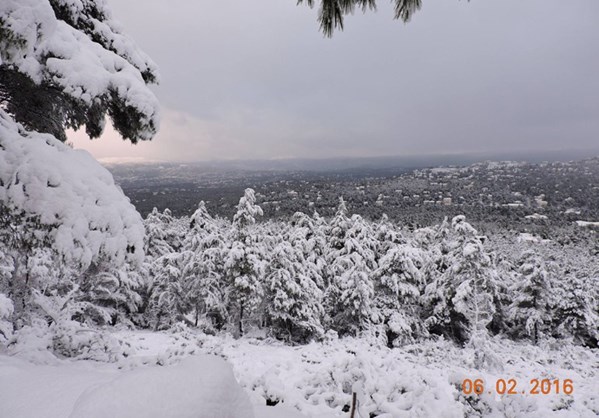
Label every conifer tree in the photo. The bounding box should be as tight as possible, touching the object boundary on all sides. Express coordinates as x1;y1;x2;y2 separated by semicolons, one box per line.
233;188;263;232
289;212;327;290
553;274;598;347
424;216;498;344
223;240;264;337
225;189;265;336
144;208;176;258
374;214;404;258
264;241;324;342
328;197;351;251
184;202;228;329
507;250;555;343
373;243;425;346
326;214;378;335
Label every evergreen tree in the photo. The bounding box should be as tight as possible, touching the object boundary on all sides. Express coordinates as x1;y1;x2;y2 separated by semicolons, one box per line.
288;212;327;290
326;214;378;335
373;243;425;346
78;262;144;326
223;240;264;337
328;197;351;251
374;214;404;258
418;218;451;288
1;0;155;336
553;274;599;347
144;208;176;258
223;189;266;336
507;250;555;344
264;241;324;342
184;202;228;330
233;188;263;232
424;216;499;344
146;251;194;330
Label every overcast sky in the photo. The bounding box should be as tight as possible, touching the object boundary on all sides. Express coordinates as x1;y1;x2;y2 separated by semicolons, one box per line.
70;0;599;163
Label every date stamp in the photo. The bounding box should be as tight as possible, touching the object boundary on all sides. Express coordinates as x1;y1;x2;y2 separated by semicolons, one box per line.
461;378;574;396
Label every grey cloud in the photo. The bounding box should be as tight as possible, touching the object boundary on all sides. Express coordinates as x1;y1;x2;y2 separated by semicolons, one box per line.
74;0;599;160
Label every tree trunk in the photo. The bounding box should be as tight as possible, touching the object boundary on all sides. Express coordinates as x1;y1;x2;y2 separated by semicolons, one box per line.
238;303;244;337
349;392;357;418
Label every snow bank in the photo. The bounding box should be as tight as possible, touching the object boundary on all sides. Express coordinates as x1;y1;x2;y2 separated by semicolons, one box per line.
0;110;144;267
69;355;254;418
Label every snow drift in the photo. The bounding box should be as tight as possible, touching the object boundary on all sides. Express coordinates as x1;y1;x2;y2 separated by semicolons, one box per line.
69;355;254;418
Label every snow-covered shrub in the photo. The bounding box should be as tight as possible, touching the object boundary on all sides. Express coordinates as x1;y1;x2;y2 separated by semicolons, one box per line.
0;293;14;343
8;289;129;362
9;317;128;363
51;319;126;362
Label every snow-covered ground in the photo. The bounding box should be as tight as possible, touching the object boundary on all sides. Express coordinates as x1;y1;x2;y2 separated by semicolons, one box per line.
0;349;307;418
1;329;597;417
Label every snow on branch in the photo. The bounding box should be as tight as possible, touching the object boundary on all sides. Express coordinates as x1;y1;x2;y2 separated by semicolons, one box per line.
0;110;144;268
0;0;160;142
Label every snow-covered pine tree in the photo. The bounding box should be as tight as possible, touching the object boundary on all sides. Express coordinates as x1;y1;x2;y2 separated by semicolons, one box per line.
184;202;229;330
139;208;189;328
264;241;324;342
325;214;378;335
224;189;265;336
507;250;555;344
189;201;218;234
418;217;451;288
328;197;351;251
553;273;598;347
144;208;176;258
372;243;425;346
374;214;404;257
424;216;499;345
146;251;194;330
233;188;263;233
0;207;54;319
77;263;144;326
288;212;327;290
223;240;264;337
1;0;155;340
